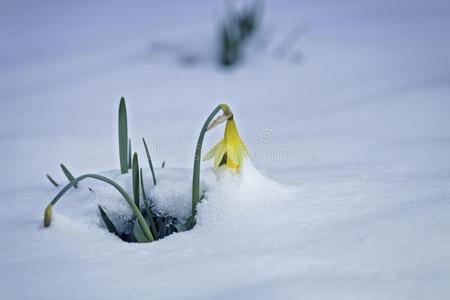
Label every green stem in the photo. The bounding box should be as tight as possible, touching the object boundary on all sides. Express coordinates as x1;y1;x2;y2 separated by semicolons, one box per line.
189;104;224;228
44;173;154;242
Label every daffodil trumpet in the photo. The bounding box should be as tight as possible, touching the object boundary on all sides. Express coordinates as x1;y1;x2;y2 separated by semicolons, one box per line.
43;173;154;242
203;113;248;170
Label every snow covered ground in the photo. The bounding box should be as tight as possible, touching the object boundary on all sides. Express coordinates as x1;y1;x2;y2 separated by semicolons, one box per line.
1;0;450;299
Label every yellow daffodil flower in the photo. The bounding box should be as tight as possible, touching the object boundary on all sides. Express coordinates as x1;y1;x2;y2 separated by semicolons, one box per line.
203;105;248;170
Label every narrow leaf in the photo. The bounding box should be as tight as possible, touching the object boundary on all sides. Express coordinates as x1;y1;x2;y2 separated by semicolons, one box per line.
140;168;147;201
140;168;157;236
132;152;140;208
172;223;189;233
46;174;59;187
98;205;119;236
142;138;157;185
118;97;128;174
128;138;132;169
60;163;77;188
132;220;150;243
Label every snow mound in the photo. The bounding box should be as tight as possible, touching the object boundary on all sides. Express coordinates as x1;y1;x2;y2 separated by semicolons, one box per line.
48;158;291;234
148;167;194;220
197;158;292;232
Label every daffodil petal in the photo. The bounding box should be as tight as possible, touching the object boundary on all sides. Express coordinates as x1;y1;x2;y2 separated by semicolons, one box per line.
243;143;249;157
226;145;240;166
214;144;227;168
226;158;239;170
203;142;221;161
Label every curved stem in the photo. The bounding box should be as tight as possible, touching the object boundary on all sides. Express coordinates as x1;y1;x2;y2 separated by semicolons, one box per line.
44;173;154;242
189;104;224;228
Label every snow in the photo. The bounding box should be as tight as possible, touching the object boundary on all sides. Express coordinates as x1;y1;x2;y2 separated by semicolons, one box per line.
149;167;199;220
1;0;450;299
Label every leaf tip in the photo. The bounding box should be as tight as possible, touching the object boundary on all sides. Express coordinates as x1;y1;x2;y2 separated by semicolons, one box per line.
44;204;53;227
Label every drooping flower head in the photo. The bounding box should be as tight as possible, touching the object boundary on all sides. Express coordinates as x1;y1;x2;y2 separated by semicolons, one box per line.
203;104;248;170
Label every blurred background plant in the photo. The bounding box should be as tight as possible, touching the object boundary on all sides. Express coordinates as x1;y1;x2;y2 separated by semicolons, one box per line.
218;1;264;67
144;0;306;70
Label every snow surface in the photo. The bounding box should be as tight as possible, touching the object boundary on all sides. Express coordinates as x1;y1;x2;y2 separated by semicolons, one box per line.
1;0;450;299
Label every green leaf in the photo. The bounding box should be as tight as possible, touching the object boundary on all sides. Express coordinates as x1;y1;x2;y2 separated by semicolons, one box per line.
60;163;77;188
139;168;147;200
172;223;189;233
46;174;59;187
128;139;132;169
142;138;157;185
118;97;128;174
132;220;150;243
132;152;140;208
140;168;157;236
98;205;119;236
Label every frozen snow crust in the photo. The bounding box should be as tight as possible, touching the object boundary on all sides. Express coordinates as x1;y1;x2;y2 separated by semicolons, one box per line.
2;158;449;299
42;158;289;234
